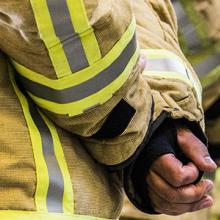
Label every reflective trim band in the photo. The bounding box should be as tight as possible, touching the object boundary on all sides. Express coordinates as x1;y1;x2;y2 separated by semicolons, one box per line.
145;58;188;78
30;0;101;77
66;0;101;66
29;101;64;213
9;68;49;212
142;49;202;104
172;1;201;52
12;18;138;116
17;35;136;104
9;67;74;213
194;53;220;78
40;113;74;214
46;0;89;71
0;211;114;220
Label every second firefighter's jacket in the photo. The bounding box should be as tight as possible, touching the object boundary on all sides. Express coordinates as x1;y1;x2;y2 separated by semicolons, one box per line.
0;0;203;219
172;0;220;150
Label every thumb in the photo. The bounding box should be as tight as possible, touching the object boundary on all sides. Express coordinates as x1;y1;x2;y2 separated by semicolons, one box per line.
177;127;217;172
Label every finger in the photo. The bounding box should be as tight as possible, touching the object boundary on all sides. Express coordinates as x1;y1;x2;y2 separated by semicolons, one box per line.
151;154;199;187
149;189;214;216
146;170;214;203
177;127;217;172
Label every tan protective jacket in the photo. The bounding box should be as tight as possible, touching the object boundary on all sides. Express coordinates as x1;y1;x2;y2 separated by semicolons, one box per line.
0;0;203;220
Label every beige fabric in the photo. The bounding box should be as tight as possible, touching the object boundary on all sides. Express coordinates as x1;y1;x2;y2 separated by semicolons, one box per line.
0;51;123;218
0;0;203;166
0;0;152;166
0;0;204;217
58;127;123;218
134;0;204;125
0;51;36;211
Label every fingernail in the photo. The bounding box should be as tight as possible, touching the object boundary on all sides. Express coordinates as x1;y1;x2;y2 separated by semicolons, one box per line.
204;156;216;166
199;201;213;209
205;183;214;193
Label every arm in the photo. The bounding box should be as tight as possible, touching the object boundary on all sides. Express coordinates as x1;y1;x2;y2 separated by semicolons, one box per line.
1;0;153;167
123;0;216;215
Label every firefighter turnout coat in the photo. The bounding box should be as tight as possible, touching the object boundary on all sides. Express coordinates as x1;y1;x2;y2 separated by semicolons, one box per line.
0;0;204;220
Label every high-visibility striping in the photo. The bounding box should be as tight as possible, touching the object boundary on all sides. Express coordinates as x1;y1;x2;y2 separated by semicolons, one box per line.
46;0;89;72
40;113;74;214
172;1;201;52
145;58;189;79
28;97;64;213
142;49;202;105
30;0;72;78
12;17;136;89
66;0;101;66
27;46;139;116
194;53;220;77
30;0;100;78
9;67;73;213
16;34;137;104
9;67;49;212
11;18;138;115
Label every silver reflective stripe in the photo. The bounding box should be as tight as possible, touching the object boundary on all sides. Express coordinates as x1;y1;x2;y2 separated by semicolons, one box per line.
173;1;201;51
146;58;188;78
17;34;137;104
46;0;89;72
27;96;64;212
194;53;220;77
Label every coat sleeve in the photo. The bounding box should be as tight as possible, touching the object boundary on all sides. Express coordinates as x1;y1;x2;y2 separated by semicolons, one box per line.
123;0;206;214
0;0;154;166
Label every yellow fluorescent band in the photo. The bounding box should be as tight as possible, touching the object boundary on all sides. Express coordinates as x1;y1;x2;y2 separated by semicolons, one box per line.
9;66;49;212
30;0;72;78
27;47;139;116
11;18;136;90
40;113;74;214
67;0;101;65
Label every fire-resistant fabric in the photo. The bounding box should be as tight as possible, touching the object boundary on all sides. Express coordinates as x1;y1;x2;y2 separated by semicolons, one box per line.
0;0;204;219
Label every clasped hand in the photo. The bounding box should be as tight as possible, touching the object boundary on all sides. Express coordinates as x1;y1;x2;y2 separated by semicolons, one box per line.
147;127;217;215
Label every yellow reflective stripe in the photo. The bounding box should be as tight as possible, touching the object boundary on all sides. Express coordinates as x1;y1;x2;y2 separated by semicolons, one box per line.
12;18;136;90
40;113;74;214
0;211;114;220
142;49;202;104
27;46;139;116
67;0;101;65
8;66;49;212
30;0;72;78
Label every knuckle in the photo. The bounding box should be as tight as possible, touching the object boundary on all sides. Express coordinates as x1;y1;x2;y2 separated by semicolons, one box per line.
166;191;178;203
193;188;204;201
185;184;203;201
171;169;186;187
